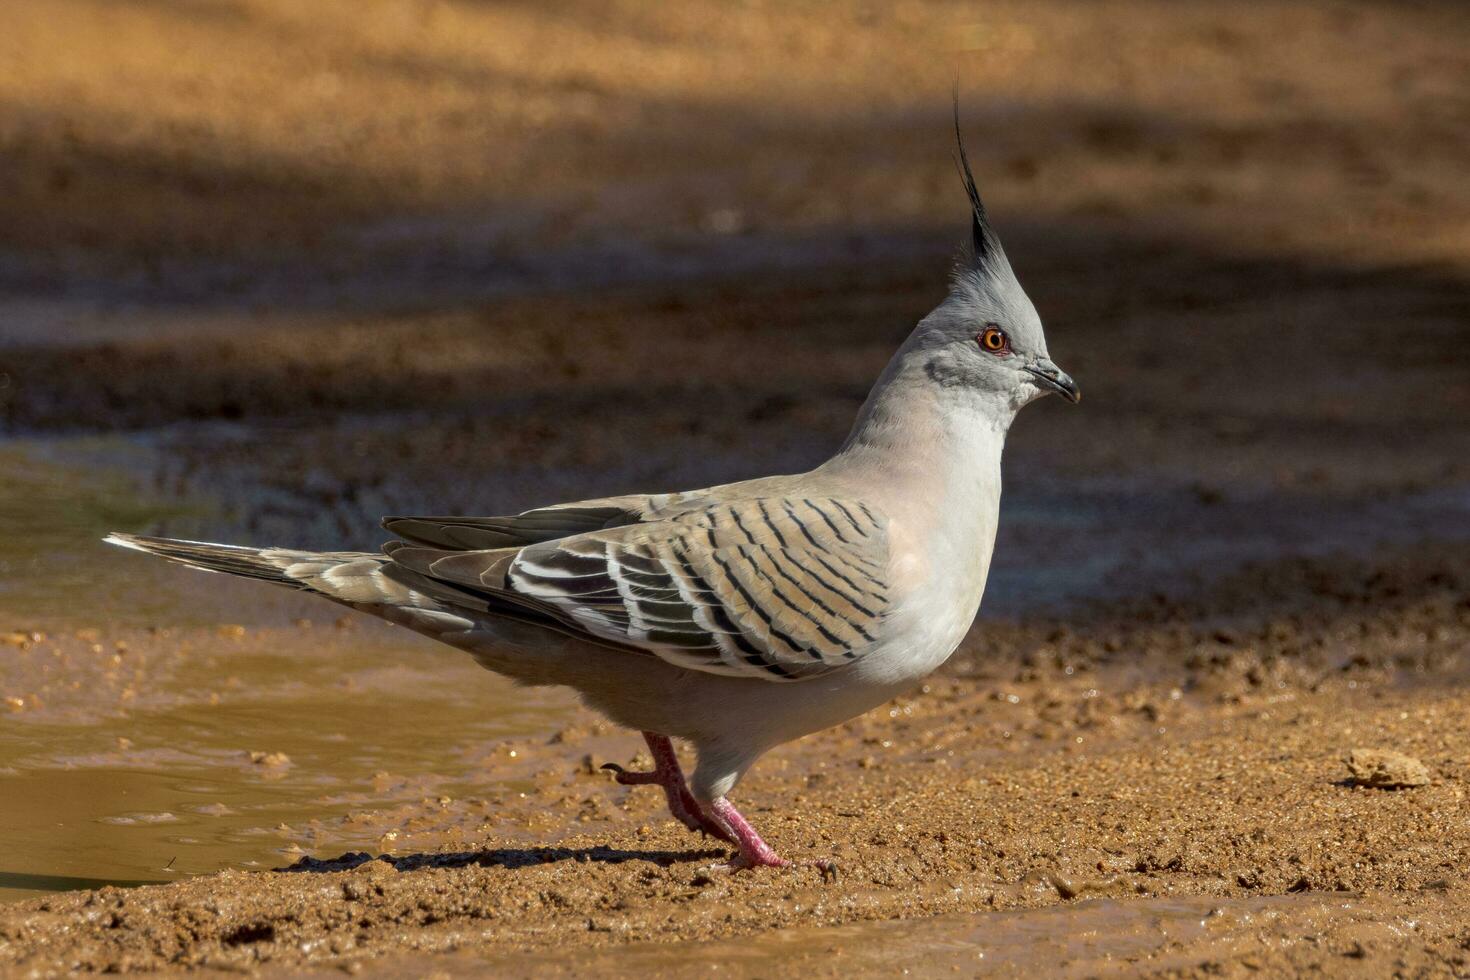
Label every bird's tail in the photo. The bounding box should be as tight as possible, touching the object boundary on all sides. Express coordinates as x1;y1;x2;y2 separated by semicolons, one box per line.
106;533;591;685
105;533;306;586
102;533;401;601
103;532;493;624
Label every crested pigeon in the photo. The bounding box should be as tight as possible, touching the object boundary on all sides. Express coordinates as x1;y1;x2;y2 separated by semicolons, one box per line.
106;115;1079;870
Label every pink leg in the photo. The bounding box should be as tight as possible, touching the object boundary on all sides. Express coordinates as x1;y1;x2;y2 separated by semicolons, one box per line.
603;733;734;844
705;796;789;869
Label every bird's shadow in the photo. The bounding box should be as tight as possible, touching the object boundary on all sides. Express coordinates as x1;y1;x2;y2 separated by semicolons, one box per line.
276;844;728;875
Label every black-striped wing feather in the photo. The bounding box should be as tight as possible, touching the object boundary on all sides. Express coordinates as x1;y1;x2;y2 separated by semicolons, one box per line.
386;497;891;682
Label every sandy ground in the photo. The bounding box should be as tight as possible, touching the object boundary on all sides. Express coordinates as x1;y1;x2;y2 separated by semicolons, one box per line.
1;0;1469;976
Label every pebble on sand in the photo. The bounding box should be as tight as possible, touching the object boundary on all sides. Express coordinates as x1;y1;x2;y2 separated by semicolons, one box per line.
1344;748;1431;789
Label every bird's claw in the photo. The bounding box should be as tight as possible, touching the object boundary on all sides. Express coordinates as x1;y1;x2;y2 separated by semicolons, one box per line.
601;762;660;786
709;856;837;877
604;734;738;845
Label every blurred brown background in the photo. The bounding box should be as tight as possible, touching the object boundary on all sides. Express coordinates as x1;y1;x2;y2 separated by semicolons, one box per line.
0;0;1467;594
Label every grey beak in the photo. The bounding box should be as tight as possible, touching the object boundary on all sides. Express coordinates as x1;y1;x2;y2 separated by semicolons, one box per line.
1025;359;1081;404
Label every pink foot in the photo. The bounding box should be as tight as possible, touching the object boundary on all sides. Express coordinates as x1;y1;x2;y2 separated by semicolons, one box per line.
703;797;838;878
603;732;735;844
706;796;789;869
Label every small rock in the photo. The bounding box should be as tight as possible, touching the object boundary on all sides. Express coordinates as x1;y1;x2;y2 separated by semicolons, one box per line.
1344;748;1430;789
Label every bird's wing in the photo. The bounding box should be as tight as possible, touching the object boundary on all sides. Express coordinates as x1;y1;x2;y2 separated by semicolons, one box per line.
384;496;892;682
382;496;661;550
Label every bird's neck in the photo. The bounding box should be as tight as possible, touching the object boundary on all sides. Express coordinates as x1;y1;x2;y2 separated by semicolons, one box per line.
821;363;1012;527
821;361;1011;668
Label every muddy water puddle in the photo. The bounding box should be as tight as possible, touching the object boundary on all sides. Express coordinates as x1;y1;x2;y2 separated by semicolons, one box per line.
0;448;578;904
0;616;577;904
0;441;199;628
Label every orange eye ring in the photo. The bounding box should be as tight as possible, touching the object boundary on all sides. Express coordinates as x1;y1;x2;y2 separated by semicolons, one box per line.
978;326;1009;354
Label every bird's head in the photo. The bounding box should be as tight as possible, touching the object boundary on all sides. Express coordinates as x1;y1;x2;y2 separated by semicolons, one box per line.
904;110;1079;416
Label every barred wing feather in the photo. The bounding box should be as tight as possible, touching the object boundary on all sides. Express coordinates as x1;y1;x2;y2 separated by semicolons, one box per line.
386;497;891;682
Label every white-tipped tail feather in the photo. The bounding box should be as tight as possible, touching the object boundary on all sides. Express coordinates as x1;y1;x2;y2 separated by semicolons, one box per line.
105;530;496;621
104;533;313;586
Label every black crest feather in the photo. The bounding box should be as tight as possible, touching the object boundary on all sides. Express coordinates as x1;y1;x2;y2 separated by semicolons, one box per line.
952;87;1003;272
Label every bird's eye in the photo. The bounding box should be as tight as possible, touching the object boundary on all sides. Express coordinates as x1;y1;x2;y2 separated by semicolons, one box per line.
978;326;1010;354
